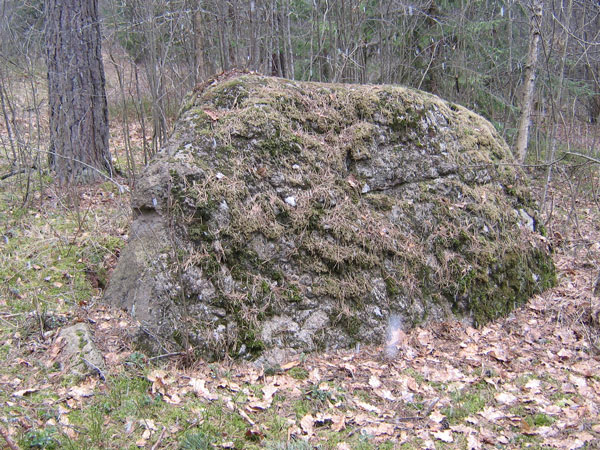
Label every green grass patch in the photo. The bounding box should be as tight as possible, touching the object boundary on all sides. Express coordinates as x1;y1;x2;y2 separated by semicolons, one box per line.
20;427;61;450
287;367;309;380
179;429;213;450
264;440;314;450
442;380;496;424
526;412;556;427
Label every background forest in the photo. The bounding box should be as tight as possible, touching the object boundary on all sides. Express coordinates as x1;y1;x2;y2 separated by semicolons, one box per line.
1;0;599;185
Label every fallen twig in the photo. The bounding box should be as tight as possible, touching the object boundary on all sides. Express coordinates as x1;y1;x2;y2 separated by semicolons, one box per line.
563;151;600;165
0;168;28;181
0;422;18;450
148;352;185;362
235;406;256;426
150;426;167;450
395;397;440;423
422;397;439;417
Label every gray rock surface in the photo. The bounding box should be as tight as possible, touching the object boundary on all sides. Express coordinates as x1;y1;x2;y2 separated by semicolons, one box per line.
104;71;555;362
58;323;105;377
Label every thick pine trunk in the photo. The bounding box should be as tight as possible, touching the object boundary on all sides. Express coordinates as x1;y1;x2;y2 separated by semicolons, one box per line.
45;0;112;184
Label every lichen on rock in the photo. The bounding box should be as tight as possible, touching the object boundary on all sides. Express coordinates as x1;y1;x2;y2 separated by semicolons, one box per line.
58;323;105;378
103;71;555;363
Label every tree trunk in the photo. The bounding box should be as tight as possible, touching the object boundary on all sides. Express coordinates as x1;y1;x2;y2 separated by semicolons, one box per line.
193;1;206;83
542;0;573;212
45;0;112;184
515;0;543;164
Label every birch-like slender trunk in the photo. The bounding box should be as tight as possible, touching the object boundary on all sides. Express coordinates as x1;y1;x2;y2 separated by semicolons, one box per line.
542;0;574;212
515;0;543;164
193;1;206;83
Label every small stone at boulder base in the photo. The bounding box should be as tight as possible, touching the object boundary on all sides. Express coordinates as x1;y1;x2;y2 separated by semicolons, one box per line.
58;323;105;378
103;71;555;362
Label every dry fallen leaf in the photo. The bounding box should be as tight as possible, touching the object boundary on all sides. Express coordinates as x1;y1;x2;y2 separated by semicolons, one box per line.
147;369;167;382
347;175;358;188
309;367;321;383
524;378;541;392
543;404;562;415
218;379;241;392
65;378;96;400
247;399;270;411
262;383;278;401
374;388;396;401
47;336;65;362
574;431;595;443
68;385;95;399
450;424;475;434
416;329;433;347
479;407;505;423
12;388;39;397
165;392;181;405
300;414;314;436
433;430;453;443
416;431;435;450
148;370;170;396
535;426;555;438
189;378;218;401
203;109;219;121
570;360;597;377
488;347;509;362
557;348;573;359
314;413;333;428
569;374;589;396
281;360;300;370
404;375;419;391
362;422;395;436
467;434;482;450
331;414;346;432
247;384;278;411
138;419;158;431
368;375;382;388
354;399;380;413
494;391;517;405
352;413;371;426
497;435;509;444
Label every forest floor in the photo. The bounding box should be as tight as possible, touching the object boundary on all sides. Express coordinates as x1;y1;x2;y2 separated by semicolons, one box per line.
0;133;600;449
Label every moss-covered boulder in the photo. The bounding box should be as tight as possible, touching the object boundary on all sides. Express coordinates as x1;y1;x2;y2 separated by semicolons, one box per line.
104;71;554;362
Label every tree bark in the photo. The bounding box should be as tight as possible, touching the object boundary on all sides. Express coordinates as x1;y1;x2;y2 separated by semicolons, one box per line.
193;1;206;83
45;0;112;184
542;0;573;212
515;0;543;164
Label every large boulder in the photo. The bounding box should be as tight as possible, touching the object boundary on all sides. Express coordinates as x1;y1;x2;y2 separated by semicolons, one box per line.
104;71;555;362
